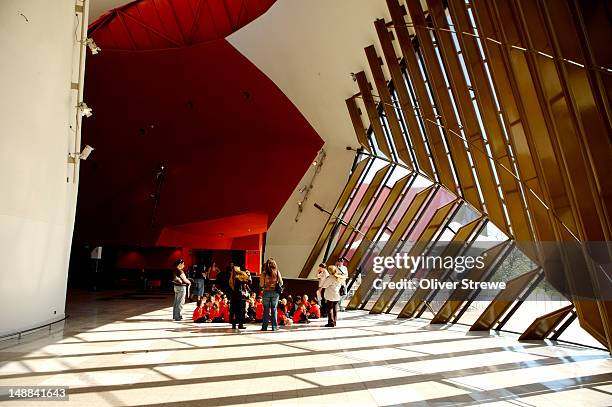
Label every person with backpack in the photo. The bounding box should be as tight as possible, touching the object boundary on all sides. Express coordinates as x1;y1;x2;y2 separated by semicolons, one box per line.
229;266;251;330
320;265;347;327
335;258;349;311
259;258;283;331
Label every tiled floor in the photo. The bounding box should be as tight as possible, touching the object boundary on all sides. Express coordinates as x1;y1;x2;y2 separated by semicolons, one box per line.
0;290;611;406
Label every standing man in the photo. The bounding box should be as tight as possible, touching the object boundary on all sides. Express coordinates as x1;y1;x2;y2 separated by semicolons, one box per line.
172;259;191;321
335;258;349;311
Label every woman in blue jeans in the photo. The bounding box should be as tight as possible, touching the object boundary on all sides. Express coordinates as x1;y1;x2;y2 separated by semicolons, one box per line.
259;258;283;331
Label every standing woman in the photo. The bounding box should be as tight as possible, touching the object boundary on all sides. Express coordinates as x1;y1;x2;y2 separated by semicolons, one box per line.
321;265;346;327
260;258;283;331
316;263;329;317
229;266;251;329
192;264;206;301
172;259;191;321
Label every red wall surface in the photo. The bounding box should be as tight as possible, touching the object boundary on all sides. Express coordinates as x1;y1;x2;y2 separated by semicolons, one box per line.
75;37;323;251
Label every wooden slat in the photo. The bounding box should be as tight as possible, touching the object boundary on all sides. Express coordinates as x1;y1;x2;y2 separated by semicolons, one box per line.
327;164;393;264
347;185;437;310
539;0;612;239
374;18;435;178
519;304;574;341
345;174;414;282
431;241;511;324
355;71;393;158
365;45;414;169
346;97;373;152
386;0;458;192
426;0;509;234
397;216;485;318
447;0;535;249
298;159;370;278
470;268;540;331
404;0;482;212
370;199;461;314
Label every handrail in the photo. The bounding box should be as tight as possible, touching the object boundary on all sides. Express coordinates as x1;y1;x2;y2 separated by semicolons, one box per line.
0;315;69;342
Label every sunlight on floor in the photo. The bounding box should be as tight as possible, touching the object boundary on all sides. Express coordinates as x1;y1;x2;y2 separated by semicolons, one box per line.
0;290;610;406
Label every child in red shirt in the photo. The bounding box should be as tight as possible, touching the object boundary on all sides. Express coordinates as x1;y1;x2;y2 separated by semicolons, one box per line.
293;304;310;324
255;298;264;322
308;299;320;319
192;300;208;323
278;303;292;326
209;303;225;323
219;301;230;322
203;299;213;315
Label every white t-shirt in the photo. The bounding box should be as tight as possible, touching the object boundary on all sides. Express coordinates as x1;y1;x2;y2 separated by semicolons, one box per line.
321;274;347;302
317;268;329;288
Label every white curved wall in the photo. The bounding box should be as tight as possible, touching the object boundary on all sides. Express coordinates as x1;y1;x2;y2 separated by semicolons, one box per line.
228;0;390;277
0;0;85;335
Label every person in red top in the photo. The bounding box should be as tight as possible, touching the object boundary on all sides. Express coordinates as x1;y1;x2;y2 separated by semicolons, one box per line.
207;262;220;280
192;300;208;323
285;295;294;318
219;301;230;322
206;303;222;322
255;298;264;322
292;304;310;324
308;299;321;319
203;299;213;315
278;303;292;326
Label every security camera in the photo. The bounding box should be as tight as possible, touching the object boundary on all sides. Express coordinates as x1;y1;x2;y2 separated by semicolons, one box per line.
77;102;93;117
79;145;94;160
68;144;94;163
84;38;101;55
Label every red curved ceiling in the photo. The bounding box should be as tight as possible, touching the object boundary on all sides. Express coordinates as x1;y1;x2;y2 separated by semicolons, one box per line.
89;0;276;50
75;1;323;250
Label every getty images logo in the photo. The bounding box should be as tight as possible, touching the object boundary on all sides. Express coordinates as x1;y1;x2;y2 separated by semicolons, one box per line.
372;253;486;274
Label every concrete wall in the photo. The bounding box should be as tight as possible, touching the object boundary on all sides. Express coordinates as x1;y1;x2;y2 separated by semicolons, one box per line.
0;0;86;335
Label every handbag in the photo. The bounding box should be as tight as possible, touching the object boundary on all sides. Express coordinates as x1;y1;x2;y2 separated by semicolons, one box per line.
274;270;284;295
339;283;347;296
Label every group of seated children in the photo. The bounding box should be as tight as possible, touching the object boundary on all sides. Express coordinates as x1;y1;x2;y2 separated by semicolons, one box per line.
192;292;230;323
192;291;321;327
278;295;321;326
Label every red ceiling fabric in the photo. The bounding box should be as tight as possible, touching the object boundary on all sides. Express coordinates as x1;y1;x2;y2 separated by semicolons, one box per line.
89;0;276;50
75;38;323;248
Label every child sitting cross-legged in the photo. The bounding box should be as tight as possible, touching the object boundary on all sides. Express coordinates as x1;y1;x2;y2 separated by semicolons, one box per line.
302;294;311;311
308;298;321;319
205;302;223;323
292;303;310;324
277;302;292;326
246;298;256;322
192;299;209;323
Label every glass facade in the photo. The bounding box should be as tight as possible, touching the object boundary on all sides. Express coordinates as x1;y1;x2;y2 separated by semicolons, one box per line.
299;0;612;352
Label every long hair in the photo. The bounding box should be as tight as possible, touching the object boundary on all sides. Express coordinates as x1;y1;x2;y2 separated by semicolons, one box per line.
263;258;278;276
230;266;249;291
327;265;342;281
